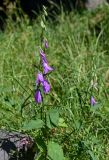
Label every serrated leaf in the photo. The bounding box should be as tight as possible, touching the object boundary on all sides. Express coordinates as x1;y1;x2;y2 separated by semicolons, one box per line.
49;109;59;126
22;119;44;131
47;141;64;160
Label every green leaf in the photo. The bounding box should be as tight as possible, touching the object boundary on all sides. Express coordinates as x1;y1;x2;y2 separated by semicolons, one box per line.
47;141;64;160
22;119;44;131
46;113;54;129
58;118;68;128
49;109;59;126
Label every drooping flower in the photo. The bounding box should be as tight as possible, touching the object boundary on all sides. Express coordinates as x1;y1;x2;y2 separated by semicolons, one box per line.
44;39;48;49
90;96;96;106
36;73;51;93
36;72;44;86
35;90;43;103
43;79;51;94
43;62;54;74
40;49;54;74
40;49;48;63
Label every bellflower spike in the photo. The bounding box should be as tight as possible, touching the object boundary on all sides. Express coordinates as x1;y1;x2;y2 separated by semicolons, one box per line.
43;79;51;94
35;90;43;103
43;62;54;74
36;72;44;86
90;96;96;106
44;39;48;49
40;49;48;63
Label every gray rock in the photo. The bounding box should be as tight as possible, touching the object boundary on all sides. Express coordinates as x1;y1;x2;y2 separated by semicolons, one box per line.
0;130;35;160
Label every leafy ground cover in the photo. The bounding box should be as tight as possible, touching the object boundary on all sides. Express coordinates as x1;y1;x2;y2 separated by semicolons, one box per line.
0;5;109;160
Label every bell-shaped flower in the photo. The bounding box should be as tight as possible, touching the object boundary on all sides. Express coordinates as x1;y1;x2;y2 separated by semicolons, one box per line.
35;90;43;103
43;62;54;74
36;72;44;86
43;79;51;94
90;96;96;106
40;49;48;64
44;39;48;49
40;49;54;74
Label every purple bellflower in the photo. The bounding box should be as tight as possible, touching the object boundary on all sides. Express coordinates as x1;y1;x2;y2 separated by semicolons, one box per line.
43;62;54;74
36;72;44;86
35;90;43;103
36;72;51;94
40;49;54;74
43;79;51;94
90;96;96;106
35;44;53;104
44;39;48;49
40;49;48;63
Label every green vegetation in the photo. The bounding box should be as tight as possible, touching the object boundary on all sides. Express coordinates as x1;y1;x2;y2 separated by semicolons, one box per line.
0;4;109;160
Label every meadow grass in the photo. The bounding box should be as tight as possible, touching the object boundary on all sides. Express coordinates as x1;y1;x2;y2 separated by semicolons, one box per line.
0;5;109;160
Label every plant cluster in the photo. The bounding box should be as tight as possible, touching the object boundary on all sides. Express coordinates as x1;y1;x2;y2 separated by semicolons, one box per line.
0;4;109;160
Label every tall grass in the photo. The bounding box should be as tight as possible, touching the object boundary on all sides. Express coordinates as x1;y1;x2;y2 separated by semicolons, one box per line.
0;4;109;159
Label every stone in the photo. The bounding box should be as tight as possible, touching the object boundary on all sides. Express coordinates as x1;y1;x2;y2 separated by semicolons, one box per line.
0;130;36;160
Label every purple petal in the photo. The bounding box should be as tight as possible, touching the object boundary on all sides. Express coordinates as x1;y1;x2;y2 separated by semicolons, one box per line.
90;96;96;106
36;72;44;86
35;90;43;103
43;79;51;94
40;49;48;63
43;62;54;74
44;40;48;49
